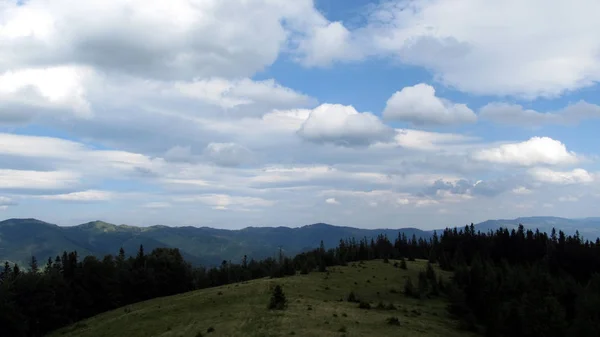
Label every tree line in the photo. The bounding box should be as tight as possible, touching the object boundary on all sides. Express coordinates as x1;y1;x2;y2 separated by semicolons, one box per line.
2;224;600;336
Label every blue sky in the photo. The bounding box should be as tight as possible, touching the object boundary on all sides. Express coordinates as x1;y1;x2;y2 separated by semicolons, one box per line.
0;0;599;229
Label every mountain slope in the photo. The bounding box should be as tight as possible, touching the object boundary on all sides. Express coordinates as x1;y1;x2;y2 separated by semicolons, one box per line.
0;219;432;267
475;216;600;239
3;216;600;268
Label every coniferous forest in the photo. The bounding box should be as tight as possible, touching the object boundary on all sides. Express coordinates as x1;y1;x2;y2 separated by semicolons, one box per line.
2;224;600;336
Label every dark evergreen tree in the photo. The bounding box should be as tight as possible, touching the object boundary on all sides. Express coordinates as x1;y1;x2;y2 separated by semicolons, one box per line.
268;285;287;310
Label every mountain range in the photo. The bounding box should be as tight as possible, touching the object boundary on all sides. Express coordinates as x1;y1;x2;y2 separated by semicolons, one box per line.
2;216;599;267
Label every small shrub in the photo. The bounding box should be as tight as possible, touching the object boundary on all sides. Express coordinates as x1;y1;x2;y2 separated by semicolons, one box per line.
342;313;348;317
333;313;338;317
386;303;397;311
426;263;436;282
347;291;358;303
366;279;371;283
195;332;204;337
389;288;398;294
217;291;223;296
268;285;287;310
307;305;313;311
358;301;371;309
383;257;389;263
207;326;215;333
324;321;329;325
404;277;415;297
376;301;386;310
338;326;347;333
393;262;399;268
400;259;407;270
386;317;401;326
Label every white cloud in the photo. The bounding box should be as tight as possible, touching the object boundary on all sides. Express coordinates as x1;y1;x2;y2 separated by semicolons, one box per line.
480;101;600;127
0;133;86;159
0;196;16;210
0;169;79;190
558;195;579;202
473;137;579;166
381;129;478;151
175;194;274;211
37;190;113;202
383;83;476;125
325;197;340;205
512;186;533;195
320;188;473;208
0;0;331;80
203;143;253;167
297;22;359;67
0;66;92;122
297;104;394;146
298;0;600;98
173;78;315;111
529;168;595;185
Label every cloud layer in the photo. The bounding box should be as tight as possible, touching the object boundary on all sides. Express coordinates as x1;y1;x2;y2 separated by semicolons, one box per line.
0;0;598;228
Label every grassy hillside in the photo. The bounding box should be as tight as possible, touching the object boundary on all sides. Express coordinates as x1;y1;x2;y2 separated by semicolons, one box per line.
50;260;473;337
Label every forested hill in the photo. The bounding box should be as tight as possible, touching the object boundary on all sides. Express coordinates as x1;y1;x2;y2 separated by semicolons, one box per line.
2;216;599;268
0;219;430;267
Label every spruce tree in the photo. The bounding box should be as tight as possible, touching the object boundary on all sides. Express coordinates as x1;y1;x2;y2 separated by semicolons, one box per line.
268;285;287;310
29;256;38;273
400;257;407;270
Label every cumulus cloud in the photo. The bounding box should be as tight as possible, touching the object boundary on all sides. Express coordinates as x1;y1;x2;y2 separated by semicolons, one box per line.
383;84;476;125
473;137;579;166
294;0;600;98
0;0;332;80
480;101;600;127
203;143;253;167
0;66;92;122
422;178;512;198
297;104;394;146
296;22;360;67
529;168;595;185
325;197;340;205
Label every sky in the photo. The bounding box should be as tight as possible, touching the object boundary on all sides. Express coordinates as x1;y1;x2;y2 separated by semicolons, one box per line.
1;0;600;229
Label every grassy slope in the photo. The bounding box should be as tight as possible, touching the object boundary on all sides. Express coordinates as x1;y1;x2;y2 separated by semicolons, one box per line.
50;260;474;337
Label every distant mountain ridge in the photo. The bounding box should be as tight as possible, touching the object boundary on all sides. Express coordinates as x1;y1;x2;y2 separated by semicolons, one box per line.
1;216;599;267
